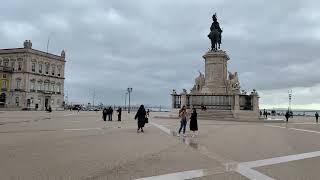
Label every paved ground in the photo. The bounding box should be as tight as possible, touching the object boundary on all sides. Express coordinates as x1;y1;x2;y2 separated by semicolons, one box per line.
1;111;320;180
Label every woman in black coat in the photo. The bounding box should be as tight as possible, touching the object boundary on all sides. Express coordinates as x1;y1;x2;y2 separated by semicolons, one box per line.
102;108;107;121
190;108;198;137
135;105;146;133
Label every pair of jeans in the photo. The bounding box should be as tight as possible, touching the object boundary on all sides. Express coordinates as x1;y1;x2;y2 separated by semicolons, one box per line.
179;118;187;134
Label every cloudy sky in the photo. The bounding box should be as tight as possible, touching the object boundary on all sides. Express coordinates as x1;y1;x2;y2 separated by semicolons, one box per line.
0;0;320;109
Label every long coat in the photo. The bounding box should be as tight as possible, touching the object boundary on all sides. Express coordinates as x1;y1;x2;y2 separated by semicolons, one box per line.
135;108;146;128
102;109;107;121
190;112;198;131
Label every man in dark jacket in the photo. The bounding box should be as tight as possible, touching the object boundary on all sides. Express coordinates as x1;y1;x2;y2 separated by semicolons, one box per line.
108;107;113;121
315;112;319;123
117;107;122;121
285;111;290;122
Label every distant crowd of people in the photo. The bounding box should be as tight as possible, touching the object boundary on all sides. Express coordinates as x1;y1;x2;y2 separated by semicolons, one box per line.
102;106;121;121
261;109;320;123
99;104;198;137
100;105;151;133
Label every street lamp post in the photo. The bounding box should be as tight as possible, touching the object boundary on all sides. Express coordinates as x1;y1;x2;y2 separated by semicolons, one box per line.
288;89;292;112
127;87;133;113
125;92;128;111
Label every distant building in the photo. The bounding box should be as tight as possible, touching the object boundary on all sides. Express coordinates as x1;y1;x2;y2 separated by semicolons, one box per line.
0;40;66;110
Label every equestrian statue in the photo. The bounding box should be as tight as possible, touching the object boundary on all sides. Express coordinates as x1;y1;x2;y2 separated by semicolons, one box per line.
208;13;223;51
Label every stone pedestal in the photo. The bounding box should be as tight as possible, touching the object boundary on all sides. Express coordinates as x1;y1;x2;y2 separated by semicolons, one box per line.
252;94;259;112
171;94;175;109
201;50;229;94
181;93;187;107
234;95;240;111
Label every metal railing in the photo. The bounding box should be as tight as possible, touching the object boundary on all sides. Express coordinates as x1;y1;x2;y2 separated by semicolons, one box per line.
0;66;13;72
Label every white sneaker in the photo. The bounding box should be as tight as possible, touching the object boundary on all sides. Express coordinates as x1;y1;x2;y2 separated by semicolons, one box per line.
183;134;186;137
177;134;180;137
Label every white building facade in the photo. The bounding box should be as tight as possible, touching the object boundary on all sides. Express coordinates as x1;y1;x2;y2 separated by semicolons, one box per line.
0;40;66;110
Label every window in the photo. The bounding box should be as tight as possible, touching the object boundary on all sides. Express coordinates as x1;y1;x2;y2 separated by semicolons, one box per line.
18;62;22;71
31;62;36;72
57;67;61;76
2;80;7;89
52;66;55;75
15;97;19;106
11;61;15;71
44;82;49;91
39;63;43;73
4;61;8;67
27;99;30;107
3;74;7;78
57;84;61;93
52;83;55;92
30;81;35;91
37;81;42;91
45;64;49;74
49;83;54;92
16;79;21;89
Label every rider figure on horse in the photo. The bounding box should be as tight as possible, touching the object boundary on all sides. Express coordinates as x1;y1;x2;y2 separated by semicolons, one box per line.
208;13;223;51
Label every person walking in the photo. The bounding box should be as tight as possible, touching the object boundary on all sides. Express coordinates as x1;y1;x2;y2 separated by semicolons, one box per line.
108;106;113;121
178;106;188;137
135;105;146;133
102;108;107;121
110;107;113;121
285;111;290;122
190;108;198;137
263;109;268;119
315;112;319;123
117;107;122;121
106;107;110;121
146;109;150;117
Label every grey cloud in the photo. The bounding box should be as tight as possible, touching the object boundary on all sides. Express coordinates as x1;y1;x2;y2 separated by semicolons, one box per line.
1;0;320;108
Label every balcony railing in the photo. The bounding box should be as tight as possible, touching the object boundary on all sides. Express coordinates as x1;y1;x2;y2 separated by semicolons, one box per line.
0;66;13;72
44;91;54;94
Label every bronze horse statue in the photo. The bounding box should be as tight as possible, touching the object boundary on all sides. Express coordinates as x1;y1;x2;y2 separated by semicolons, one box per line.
208;14;222;51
